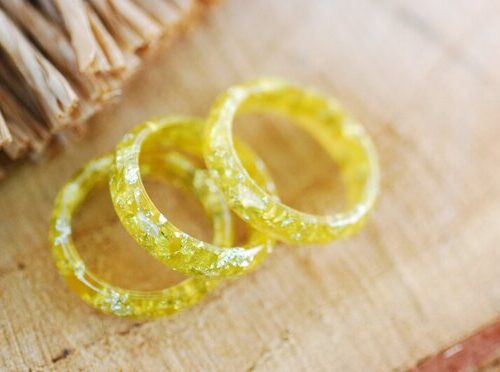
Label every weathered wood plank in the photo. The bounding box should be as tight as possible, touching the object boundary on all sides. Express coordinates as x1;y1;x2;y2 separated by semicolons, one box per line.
0;0;499;370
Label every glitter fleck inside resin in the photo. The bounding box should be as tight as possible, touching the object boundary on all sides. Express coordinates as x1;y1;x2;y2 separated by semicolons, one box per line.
49;78;380;318
204;78;380;244
49;152;231;318
110;117;276;278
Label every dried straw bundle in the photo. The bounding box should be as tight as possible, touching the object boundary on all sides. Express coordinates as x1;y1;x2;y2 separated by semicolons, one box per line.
0;0;216;178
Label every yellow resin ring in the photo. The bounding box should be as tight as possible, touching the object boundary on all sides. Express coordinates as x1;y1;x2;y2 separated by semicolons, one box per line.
110;117;276;278
204;78;380;244
49;153;232;318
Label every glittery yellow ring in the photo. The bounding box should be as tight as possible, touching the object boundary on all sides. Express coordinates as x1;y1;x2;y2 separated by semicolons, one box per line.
49;153;232;318
110;117;276;278
204;78;380;243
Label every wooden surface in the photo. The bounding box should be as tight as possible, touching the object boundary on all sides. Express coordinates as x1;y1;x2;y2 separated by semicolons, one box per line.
1;0;500;370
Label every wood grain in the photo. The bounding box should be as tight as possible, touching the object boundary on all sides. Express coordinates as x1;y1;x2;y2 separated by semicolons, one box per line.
1;0;499;370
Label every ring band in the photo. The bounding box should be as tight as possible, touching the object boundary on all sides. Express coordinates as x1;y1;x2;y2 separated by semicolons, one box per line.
49;153;231;318
110;117;276;277
204;78;380;243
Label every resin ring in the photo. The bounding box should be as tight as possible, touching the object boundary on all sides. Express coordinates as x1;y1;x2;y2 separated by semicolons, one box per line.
49;153;231;318
204;78;380;244
110;117;276;278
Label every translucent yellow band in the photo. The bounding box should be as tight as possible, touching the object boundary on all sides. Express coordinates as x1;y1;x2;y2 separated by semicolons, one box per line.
49;153;230;318
49;79;380;318
110;117;276;277
204;78;380;243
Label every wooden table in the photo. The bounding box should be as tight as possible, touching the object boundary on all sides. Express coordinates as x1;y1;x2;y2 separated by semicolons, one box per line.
1;0;499;370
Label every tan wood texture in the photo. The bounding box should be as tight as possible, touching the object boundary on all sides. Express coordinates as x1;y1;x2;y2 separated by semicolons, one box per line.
1;0;500;370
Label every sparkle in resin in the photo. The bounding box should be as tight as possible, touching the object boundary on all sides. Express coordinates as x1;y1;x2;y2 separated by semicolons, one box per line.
49;152;230;317
109;118;276;278
204;78;380;244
